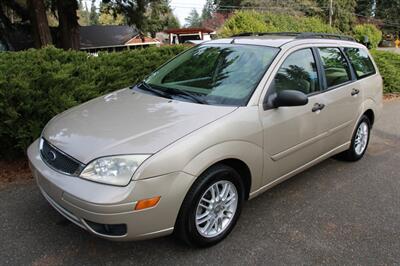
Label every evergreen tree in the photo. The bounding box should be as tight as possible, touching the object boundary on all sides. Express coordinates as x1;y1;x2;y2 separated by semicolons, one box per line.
316;0;356;33
98;2;125;25
375;0;400;33
185;8;202;27
202;0;215;21
28;0;53;47
140;0;180;36
165;14;180;29
355;0;374;17
89;0;99;25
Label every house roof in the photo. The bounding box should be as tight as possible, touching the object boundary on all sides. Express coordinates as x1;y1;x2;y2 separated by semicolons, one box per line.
164;27;214;34
80;25;139;49
125;35;160;46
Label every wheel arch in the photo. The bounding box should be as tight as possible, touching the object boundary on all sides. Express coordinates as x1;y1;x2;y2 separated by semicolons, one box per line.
182;141;263;200
208;158;252;200
363;109;375;127
354;98;379;134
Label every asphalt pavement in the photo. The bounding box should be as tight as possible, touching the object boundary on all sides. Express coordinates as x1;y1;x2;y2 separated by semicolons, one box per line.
1;100;399;265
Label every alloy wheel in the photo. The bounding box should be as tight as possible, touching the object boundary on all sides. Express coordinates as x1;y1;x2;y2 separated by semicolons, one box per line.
354;121;369;155
195;180;238;238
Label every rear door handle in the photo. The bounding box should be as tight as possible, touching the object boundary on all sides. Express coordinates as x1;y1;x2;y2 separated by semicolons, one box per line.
312;103;325;112
351;88;360;96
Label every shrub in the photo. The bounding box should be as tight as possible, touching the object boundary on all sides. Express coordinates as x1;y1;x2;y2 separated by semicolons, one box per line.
0;46;187;158
370;49;400;93
219;11;276;37
353;24;382;49
263;13;339;33
219;11;340;37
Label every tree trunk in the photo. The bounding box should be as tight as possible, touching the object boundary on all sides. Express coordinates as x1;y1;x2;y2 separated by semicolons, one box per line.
27;0;52;48
57;0;80;50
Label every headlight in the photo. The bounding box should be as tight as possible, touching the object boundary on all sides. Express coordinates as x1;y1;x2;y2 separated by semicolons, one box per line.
80;155;150;186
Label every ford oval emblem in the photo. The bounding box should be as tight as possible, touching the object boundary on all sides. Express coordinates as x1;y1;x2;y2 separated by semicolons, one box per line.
47;150;57;161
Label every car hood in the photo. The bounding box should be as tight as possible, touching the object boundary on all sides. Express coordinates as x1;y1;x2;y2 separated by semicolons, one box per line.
43;88;237;163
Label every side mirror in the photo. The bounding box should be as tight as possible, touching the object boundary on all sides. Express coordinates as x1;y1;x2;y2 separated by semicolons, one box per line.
264;90;309;109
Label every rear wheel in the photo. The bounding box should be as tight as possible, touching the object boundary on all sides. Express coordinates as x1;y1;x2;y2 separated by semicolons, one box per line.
338;115;371;161
175;164;244;247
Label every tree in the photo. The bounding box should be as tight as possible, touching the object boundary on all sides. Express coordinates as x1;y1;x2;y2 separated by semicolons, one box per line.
315;0;356;32
77;0;91;25
143;0;178;37
202;0;215;21
27;0;53;47
165;13;180;29
241;0;323;16
102;0;178;34
219;10;271;37
375;0;400;33
202;12;226;30
0;0;52;49
57;0;80;50
355;0;374;17
98;2;126;25
89;0;99;24
0;0;30;49
185;8;202;27
102;0;147;31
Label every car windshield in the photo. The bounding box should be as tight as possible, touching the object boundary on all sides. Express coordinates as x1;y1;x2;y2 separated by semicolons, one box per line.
143;44;279;106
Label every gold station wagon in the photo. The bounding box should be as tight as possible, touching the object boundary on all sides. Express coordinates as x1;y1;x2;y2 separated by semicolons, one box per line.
28;33;382;247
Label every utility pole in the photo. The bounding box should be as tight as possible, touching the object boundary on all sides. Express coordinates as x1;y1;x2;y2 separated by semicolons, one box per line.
329;0;333;27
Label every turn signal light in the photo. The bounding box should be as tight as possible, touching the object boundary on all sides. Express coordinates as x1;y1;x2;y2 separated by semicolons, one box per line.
135;196;161;210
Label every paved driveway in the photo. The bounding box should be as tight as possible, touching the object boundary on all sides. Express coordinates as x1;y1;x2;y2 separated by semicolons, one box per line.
1;100;399;265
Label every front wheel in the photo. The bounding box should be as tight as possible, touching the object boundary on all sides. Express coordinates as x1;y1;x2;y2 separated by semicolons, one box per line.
175;164;244;247
338;115;371;161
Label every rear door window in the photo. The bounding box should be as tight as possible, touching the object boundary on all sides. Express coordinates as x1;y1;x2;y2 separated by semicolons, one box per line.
318;48;352;88
344;47;376;78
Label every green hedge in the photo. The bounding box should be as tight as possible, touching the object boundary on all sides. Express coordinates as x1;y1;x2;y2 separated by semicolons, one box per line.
371;49;400;93
219;11;339;37
262;13;339;34
219;11;275;37
0;46;187;158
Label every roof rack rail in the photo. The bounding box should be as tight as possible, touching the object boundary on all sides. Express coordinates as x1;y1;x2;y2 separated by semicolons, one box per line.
231;32;356;42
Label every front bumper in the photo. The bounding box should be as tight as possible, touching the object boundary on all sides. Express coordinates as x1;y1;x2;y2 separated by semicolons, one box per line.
28;139;196;241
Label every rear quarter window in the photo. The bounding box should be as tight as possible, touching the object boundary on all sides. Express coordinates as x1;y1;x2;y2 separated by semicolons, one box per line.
318;47;352;88
344;48;376;79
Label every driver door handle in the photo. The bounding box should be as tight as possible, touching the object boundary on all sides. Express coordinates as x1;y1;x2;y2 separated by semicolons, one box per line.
351;88;360;96
312;103;325;112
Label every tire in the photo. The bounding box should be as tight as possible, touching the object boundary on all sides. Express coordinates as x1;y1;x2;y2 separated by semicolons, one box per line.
175;164;245;247
337;115;371;161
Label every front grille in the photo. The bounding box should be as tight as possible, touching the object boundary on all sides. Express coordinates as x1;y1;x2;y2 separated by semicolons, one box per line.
40;138;83;175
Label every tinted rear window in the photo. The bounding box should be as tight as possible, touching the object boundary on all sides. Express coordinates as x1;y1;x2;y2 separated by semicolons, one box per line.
318;48;352;88
344;48;376;78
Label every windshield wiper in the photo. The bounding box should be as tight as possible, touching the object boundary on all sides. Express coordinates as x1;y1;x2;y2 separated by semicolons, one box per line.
134;82;172;99
167;89;207;104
